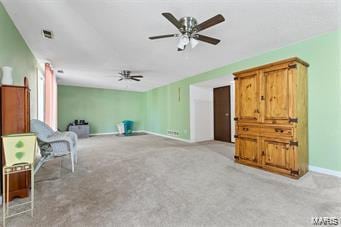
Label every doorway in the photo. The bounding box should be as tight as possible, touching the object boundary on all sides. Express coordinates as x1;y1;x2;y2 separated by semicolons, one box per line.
214;86;231;142
189;75;234;143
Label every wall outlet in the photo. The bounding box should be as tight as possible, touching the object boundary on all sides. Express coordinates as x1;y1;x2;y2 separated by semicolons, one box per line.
167;130;179;137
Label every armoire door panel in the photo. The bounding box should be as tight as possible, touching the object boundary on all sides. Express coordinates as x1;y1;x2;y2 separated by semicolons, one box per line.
2;88;26;134
236;71;260;123
236;135;259;166
261;66;294;124
262;138;293;172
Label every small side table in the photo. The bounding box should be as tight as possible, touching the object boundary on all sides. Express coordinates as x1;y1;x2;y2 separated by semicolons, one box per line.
69;125;90;138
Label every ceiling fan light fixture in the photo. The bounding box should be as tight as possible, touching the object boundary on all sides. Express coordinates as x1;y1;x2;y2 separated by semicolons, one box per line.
190;38;199;48
177;40;185;50
177;34;190;50
150;13;225;51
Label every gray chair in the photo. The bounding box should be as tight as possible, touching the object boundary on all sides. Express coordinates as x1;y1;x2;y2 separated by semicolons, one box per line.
31;119;78;173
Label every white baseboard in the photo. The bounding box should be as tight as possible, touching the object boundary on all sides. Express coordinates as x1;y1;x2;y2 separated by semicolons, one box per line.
89;132;117;136
89;130;144;136
143;130;193;143
309;165;341;178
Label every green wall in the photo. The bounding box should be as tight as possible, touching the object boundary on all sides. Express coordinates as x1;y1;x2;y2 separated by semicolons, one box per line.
58;85;145;134
145;30;341;172
57;30;340;172
0;3;38;118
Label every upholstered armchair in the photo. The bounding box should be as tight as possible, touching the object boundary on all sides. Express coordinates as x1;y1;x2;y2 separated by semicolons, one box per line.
31;119;78;173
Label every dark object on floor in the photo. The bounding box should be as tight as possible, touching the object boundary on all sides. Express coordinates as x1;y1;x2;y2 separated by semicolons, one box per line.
116;132;147;137
73;120;89;125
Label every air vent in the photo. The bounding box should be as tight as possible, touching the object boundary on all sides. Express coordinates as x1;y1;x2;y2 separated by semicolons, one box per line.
42;29;53;39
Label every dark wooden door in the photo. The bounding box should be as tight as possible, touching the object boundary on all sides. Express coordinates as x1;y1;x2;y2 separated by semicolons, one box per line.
214;86;231;142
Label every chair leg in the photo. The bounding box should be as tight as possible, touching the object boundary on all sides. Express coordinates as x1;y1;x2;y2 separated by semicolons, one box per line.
3;168;6;227
75;144;78;164
74;149;78;164
70;152;75;173
31;167;34;217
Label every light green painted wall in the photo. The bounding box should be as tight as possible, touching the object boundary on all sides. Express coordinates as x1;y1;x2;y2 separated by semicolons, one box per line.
58;85;145;134
145;30;341;172
0;3;38;118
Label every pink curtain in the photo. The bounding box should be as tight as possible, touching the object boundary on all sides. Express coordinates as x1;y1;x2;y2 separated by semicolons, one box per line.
44;63;58;130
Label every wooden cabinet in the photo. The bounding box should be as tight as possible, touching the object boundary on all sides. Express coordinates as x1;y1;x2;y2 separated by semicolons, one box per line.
1;79;31;201
234;58;308;178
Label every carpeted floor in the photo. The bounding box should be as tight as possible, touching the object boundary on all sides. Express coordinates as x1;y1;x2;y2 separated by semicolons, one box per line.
6;134;341;226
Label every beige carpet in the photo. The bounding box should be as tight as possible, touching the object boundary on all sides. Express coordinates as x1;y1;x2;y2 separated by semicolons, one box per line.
6;134;341;226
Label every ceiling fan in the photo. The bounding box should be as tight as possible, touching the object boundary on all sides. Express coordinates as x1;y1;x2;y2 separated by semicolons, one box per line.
149;12;225;51
117;70;143;81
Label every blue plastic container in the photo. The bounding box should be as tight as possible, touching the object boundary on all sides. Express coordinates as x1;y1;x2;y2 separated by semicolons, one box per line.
122;120;134;135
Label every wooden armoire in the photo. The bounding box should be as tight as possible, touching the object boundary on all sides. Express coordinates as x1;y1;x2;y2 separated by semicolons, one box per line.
233;57;308;178
0;78;31;201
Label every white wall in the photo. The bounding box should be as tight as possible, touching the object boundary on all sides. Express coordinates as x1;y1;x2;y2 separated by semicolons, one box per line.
190;75;235;143
190;85;214;142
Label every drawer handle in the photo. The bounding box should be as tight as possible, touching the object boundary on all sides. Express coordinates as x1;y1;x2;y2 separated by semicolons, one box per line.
242;128;249;131
274;128;284;133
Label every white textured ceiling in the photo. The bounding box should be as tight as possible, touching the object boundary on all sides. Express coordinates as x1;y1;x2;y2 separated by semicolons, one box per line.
1;0;339;91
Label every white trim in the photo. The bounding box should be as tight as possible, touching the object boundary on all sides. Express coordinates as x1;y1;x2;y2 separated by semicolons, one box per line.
89;132;117;136
89;130;144;136
309;165;341;178
143;130;193;143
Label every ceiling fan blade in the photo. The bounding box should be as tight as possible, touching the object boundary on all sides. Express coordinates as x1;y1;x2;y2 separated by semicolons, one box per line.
195;34;220;45
162;12;182;29
130;78;140;81
149;34;177;40
196;14;225;32
131;75;143;78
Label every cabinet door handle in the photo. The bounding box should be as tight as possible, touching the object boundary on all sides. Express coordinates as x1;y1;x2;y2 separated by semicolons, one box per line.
275;128;284;133
261;96;265;101
242;128;249;131
261;151;265;156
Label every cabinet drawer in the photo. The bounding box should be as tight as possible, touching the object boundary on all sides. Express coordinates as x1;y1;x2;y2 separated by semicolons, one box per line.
237;125;260;136
261;126;293;138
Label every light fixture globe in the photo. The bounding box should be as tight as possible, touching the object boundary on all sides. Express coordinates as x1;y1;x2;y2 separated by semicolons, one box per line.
177;34;190;50
190;38;199;48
